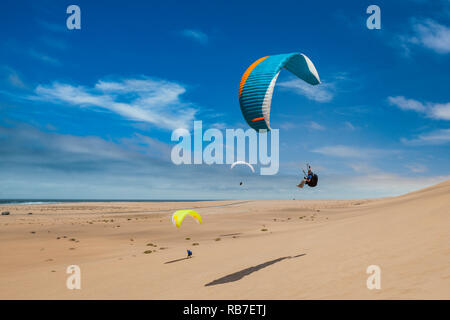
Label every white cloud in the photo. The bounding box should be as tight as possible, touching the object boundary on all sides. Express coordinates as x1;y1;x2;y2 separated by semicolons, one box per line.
397;19;450;55
210;122;227;130
405;163;428;173
410;19;450;54
388;96;450;121
429;103;450;120
32;77;198;130
401;128;450;145
388;96;427;112
320;160;448;198
341;173;449;197
348;162;378;174
308;121;325;131
181;29;208;44
344;121;356;130
122;133;172;159
279;122;297;130
312;145;397;159
312;145;363;158
1;124;447;200
0;125;133;161
278;78;334;102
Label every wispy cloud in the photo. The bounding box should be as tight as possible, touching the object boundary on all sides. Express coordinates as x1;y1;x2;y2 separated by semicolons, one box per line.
0;124;186;198
312;145;396;158
37;19;67;33
181;29;208;45
121;133;173;159
312;145;366;158
388;96;427;112
396;18;450;55
29;49;61;66
31;77;198;130
307;121;326;131
2;66;26;89
405;163;428;173
410;19;450;54
40;36;68;50
344;121;356;130
388;96;450;120
0;124;446;200
348;162;379;174
430;103;450;120
330;160;447;197
0;125;134;164
278;78;334;102
279;122;297;130
8;72;25;88
401;128;450;145
341;173;449;197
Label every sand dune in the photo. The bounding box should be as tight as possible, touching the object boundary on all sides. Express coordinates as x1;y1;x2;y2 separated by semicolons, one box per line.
0;181;449;299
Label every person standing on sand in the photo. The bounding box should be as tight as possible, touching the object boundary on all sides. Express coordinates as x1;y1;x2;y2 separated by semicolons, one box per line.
187;249;193;258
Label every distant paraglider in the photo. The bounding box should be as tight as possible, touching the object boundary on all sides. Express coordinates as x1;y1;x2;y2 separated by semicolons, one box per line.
239;52;321;131
172;210;203;228
230;161;255;173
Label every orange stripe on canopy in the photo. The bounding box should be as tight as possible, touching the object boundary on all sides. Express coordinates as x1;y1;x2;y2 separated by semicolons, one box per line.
251;117;265;122
239;56;268;99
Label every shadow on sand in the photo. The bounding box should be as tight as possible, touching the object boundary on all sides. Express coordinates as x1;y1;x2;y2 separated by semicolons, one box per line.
204;254;306;286
164;257;191;264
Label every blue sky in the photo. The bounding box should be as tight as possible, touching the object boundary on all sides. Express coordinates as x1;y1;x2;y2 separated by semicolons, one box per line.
0;0;449;199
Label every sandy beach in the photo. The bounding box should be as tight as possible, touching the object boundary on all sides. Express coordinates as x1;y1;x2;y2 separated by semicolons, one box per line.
0;180;449;300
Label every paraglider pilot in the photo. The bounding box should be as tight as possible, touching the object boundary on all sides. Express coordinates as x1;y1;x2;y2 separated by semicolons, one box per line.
297;165;318;188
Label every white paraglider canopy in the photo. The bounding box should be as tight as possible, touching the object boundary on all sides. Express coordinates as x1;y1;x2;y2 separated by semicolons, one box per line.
230;161;255;173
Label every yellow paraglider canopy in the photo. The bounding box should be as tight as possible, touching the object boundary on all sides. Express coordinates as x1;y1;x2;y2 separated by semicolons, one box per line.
172;210;203;228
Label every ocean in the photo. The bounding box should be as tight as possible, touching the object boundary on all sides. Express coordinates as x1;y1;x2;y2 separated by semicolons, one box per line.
0;199;218;205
